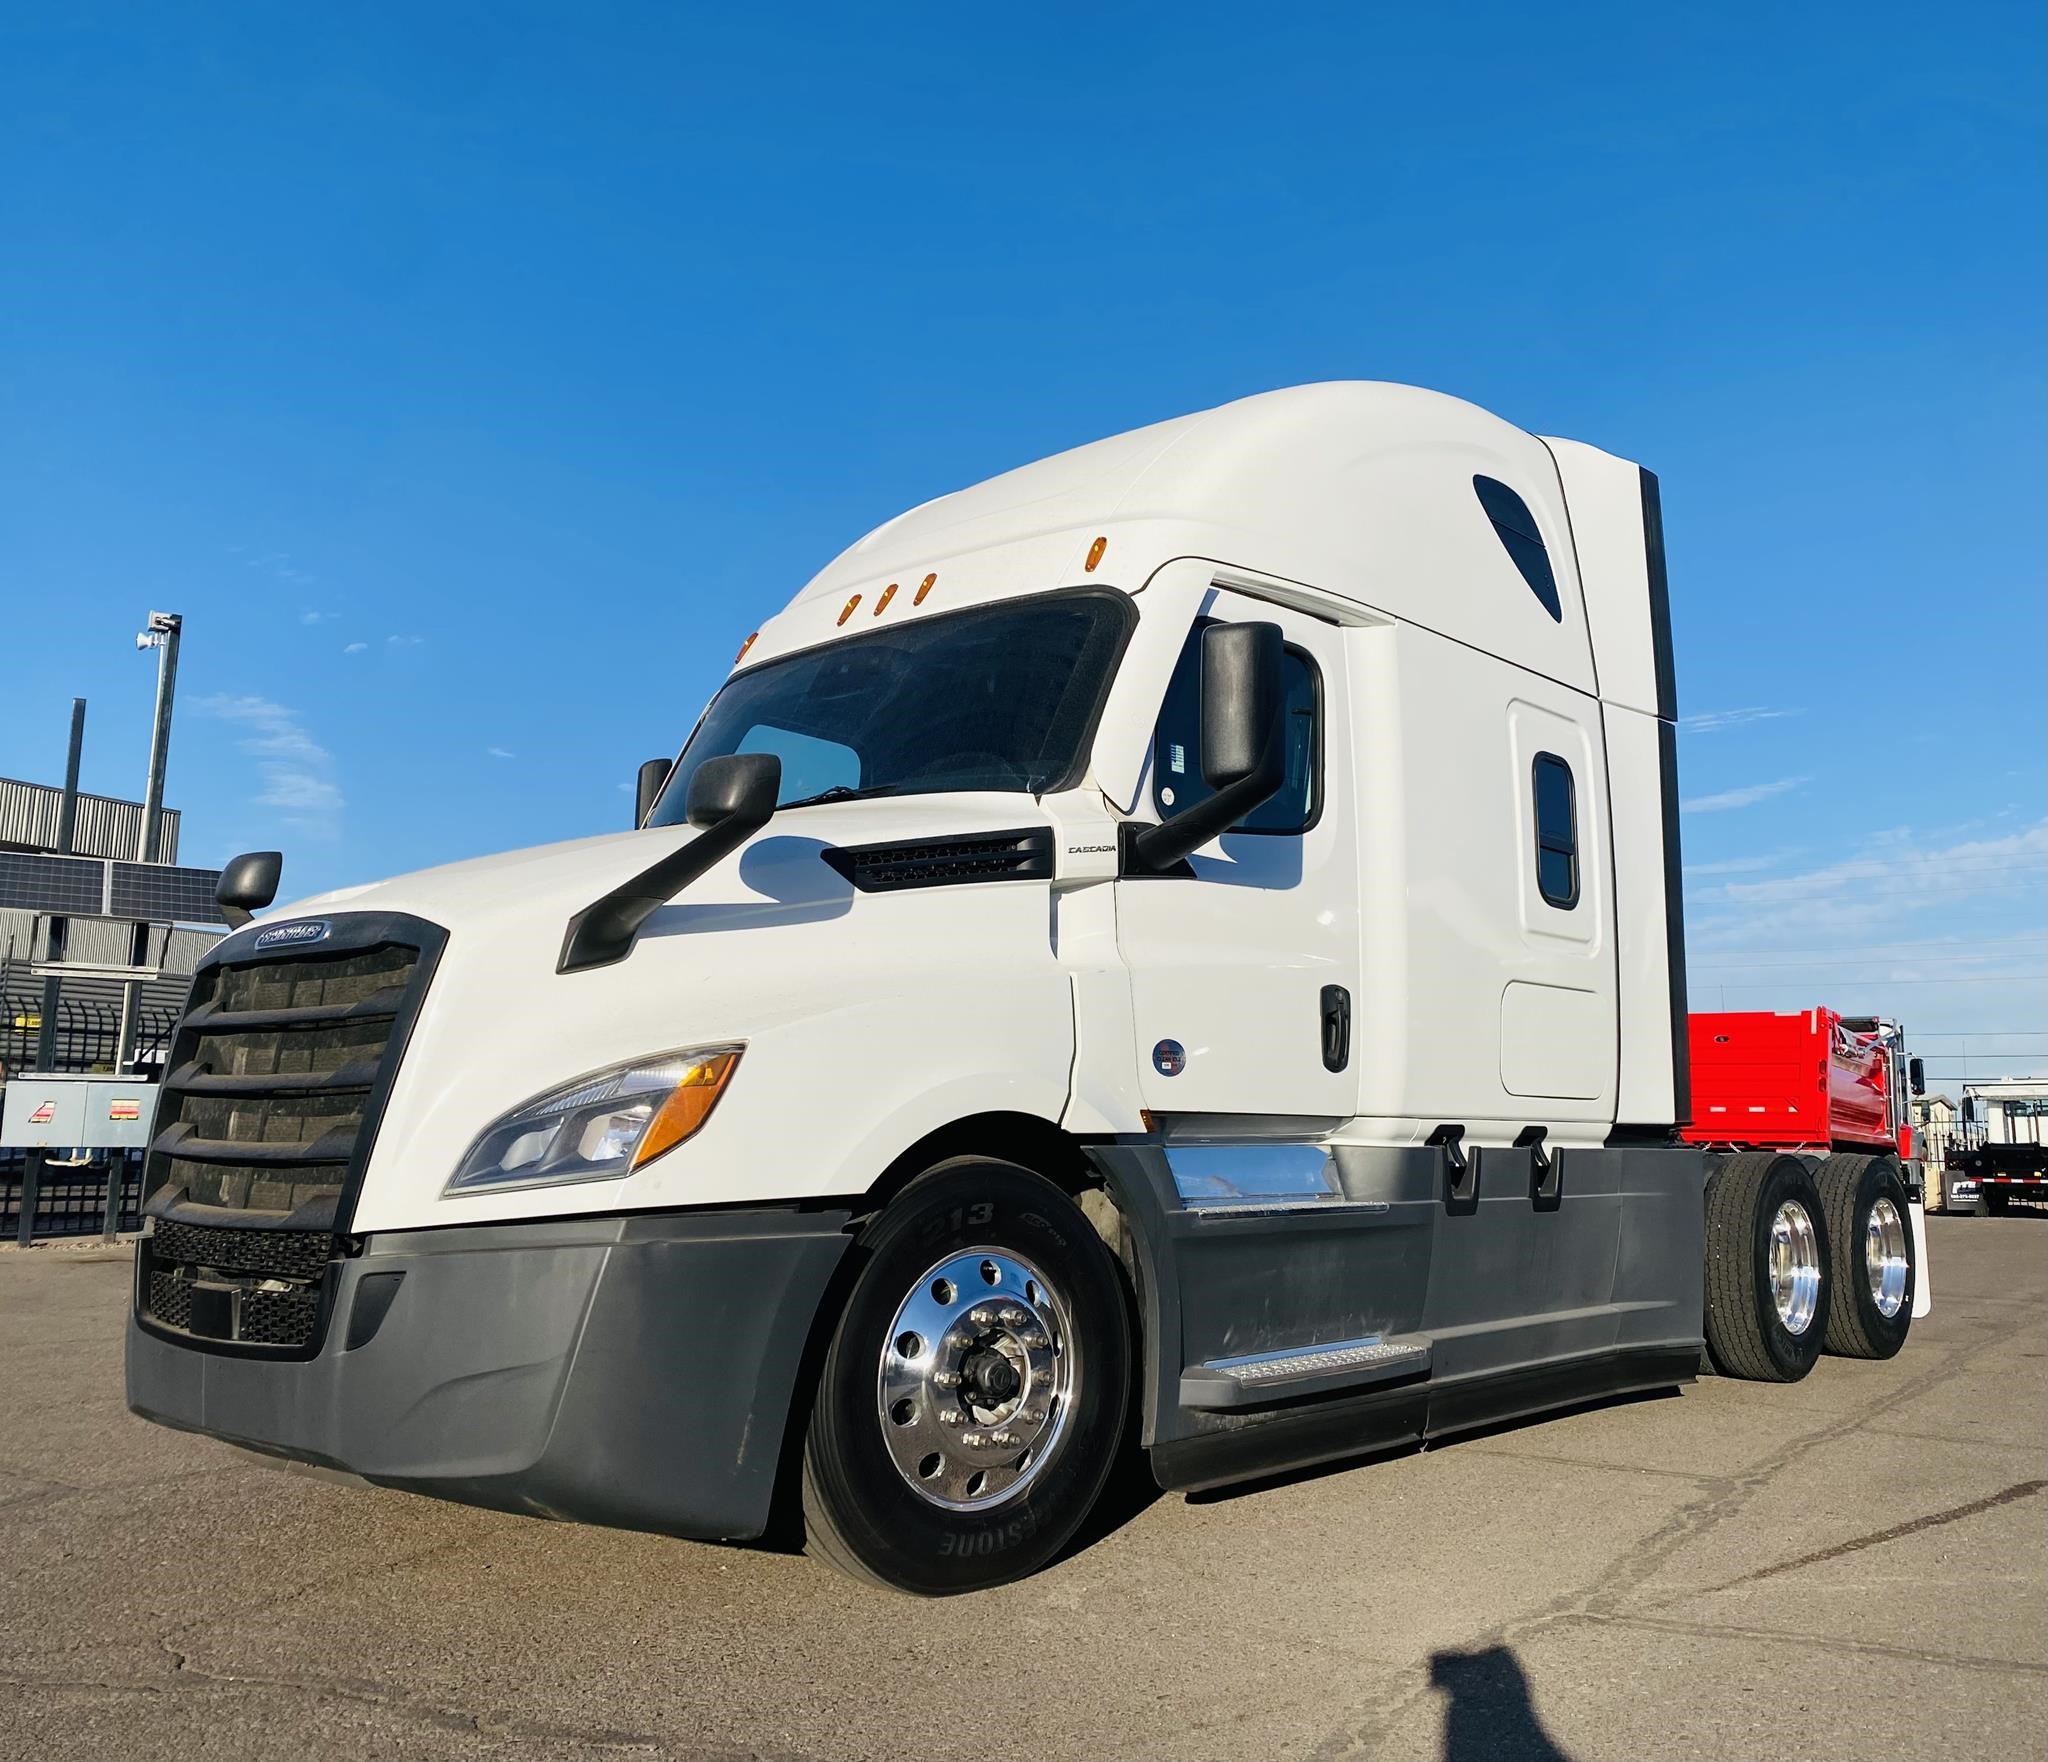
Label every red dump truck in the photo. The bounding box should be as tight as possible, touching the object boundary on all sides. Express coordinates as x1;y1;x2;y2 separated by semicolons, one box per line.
1682;1008;1930;1355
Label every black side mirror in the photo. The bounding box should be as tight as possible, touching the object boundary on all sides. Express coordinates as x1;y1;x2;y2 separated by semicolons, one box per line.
686;752;782;828
216;850;283;929
635;757;673;828
559;753;783;973
1132;622;1287;872
1909;1056;1926;1097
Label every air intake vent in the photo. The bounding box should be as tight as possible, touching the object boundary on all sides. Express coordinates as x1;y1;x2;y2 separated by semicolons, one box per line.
822;827;1055;893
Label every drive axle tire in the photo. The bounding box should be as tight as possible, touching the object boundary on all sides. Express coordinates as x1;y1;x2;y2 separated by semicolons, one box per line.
1703;1152;1831;1382
1815;1154;1915;1359
801;1158;1131;1595
1982;1188;2011;1216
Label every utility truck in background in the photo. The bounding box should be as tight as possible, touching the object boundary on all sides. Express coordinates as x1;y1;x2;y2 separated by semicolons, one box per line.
125;382;1924;1594
1947;1078;2048;1213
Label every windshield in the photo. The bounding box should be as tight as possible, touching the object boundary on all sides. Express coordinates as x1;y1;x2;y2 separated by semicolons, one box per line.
650;590;1132;821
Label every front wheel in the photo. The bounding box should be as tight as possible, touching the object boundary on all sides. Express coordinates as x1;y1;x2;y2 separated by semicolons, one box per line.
801;1158;1131;1594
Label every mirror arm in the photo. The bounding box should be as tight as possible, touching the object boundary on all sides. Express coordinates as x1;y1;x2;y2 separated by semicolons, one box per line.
221;904;254;931
558;807;770;974
1127;742;1286;874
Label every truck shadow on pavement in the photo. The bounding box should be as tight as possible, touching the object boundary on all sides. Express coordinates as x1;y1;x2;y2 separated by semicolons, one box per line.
1428;1645;1579;1762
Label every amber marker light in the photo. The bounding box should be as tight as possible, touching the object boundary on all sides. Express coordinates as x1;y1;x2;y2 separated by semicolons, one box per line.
734;631;758;665
1085;535;1108;572
913;572;937;604
632;1049;742;1169
874;582;898;615
838;594;862;625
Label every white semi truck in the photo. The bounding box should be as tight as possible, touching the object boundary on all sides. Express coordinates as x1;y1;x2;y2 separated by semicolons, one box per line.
127;383;1921;1593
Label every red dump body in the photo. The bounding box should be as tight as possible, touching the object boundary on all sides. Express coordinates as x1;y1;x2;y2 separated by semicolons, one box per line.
1683;1008;1907;1157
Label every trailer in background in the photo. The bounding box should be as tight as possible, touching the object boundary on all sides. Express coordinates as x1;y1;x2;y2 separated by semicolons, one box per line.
1947;1078;2048;1213
1683;1007;1930;1324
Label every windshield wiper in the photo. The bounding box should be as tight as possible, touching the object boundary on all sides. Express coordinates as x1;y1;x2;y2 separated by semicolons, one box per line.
778;783;901;810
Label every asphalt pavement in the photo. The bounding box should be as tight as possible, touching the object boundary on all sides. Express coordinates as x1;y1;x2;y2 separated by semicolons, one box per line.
1;1214;2043;1761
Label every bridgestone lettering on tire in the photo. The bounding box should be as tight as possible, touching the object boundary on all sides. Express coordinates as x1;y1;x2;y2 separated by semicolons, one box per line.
801;1158;1131;1595
1815;1153;1915;1360
1703;1152;1832;1383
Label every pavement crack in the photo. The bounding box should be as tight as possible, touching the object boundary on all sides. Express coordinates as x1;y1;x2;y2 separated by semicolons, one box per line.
1580;1610;2048;1678
1697;1478;2047;1593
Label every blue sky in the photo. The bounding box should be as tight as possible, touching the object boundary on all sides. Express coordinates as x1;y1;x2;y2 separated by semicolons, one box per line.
4;4;2042;1083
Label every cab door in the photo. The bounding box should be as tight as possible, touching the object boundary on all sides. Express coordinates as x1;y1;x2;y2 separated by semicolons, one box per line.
1116;584;1359;1120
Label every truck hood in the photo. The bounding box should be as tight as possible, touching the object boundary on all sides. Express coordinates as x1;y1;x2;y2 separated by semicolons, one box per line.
267;792;1062;939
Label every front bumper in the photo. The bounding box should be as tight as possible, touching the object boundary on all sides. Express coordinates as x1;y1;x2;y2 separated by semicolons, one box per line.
126;1207;852;1542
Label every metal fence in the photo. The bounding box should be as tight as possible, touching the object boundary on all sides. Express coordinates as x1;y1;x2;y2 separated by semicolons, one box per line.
2;960;191;1241
0;1149;144;1240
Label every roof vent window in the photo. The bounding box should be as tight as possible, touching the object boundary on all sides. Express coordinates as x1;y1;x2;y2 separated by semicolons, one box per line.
1473;475;1563;623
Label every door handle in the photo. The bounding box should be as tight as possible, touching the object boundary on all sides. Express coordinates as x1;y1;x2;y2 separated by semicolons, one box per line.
1320;984;1351;1072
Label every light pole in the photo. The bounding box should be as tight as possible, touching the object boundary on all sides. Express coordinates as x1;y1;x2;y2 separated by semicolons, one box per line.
112;611;182;1074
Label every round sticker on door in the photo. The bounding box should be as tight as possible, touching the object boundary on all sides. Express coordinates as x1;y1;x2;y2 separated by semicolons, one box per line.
1152;1039;1186;1077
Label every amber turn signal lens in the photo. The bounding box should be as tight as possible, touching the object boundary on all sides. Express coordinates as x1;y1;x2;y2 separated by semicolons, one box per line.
1084;535;1107;572
914;572;937;605
838;594;861;625
632;1050;742;1169
734;631;758;665
874;583;897;615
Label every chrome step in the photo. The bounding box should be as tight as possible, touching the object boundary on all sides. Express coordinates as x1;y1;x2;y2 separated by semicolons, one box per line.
1179;1334;1431;1410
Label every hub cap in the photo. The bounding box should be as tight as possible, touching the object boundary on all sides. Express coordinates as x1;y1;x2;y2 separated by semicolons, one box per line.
1769;1199;1822;1336
1865;1196;1909;1319
877;1249;1073;1511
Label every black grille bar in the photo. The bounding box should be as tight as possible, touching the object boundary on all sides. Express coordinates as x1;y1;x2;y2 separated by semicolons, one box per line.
179;990;408;1032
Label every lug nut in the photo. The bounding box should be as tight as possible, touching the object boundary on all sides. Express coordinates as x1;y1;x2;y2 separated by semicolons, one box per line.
1023;1333;1050;1351
1021;1409;1044;1426
998;1306;1027;1326
969;1306;995;1326
939;1408;962;1426
932;1369;961;1388
990;1431;1016;1447
960;1432;985;1448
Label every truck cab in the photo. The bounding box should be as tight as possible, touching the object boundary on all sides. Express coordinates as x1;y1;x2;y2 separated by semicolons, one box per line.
127;382;1905;1594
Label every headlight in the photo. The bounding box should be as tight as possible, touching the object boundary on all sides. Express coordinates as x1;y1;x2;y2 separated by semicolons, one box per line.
445;1046;741;1195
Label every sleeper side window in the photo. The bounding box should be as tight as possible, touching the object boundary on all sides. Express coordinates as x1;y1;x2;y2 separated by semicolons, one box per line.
1151;620;1321;834
1532;752;1578;908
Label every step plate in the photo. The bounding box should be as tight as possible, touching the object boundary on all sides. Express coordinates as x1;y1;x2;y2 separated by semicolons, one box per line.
1180;1334;1431;1411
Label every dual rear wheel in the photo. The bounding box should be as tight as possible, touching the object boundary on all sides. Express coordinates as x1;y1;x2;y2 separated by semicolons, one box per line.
1704;1150;1915;1381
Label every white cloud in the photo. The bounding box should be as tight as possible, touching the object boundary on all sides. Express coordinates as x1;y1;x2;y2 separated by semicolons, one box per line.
1687;819;2048;951
343;641;368;655
299;609;336;625
386;634;423;648
197;694;344;826
1680;706;1802;735
1684;854;1785;878
1682;776;1808;814
487;747;515;760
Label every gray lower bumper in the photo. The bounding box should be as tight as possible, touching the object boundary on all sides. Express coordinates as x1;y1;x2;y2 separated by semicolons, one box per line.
126;1207;852;1542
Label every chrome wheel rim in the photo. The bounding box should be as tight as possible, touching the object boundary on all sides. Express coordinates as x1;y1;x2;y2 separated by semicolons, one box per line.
877;1248;1073;1511
1865;1197;1909;1319
1769;1199;1822;1336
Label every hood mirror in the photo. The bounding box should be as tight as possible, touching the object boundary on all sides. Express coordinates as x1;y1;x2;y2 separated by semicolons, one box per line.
560;753;783;973
216;850;283;929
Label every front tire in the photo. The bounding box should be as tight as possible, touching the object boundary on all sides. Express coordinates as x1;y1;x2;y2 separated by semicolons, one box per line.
801;1158;1131;1594
1816;1154;1915;1359
1703;1152;1831;1382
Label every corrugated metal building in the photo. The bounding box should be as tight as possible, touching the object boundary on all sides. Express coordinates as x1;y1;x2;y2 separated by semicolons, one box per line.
0;776;180;862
